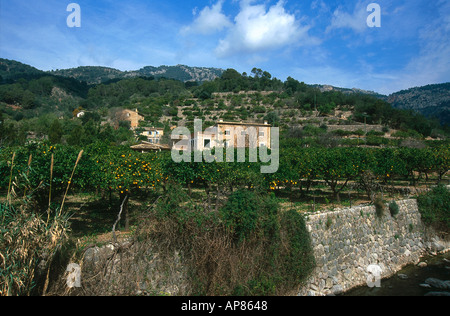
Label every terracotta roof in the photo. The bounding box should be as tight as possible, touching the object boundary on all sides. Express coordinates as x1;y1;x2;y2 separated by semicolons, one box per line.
130;142;171;151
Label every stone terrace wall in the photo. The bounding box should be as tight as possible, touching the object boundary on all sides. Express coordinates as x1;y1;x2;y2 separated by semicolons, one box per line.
298;199;439;296
326;124;384;132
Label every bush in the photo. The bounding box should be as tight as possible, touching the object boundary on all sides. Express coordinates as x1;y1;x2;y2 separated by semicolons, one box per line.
333;129;352;137
389;201;400;218
367;130;385;136
278;209;316;288
417;185;450;232
141;188;315;296
374;194;386;218
220;189;278;243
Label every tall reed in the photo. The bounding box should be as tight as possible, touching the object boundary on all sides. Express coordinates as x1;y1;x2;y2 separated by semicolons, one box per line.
6;152;15;207
58;150;83;218
23;154;32;199
46;154;54;225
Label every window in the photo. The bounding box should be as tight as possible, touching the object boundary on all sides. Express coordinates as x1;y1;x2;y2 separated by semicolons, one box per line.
259;131;265;137
204;139;211;148
225;129;231;136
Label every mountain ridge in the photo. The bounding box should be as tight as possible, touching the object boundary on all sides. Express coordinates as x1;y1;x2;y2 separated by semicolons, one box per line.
386;83;450;126
48;64;224;85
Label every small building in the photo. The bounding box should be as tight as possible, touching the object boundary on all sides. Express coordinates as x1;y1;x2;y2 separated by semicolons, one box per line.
215;120;271;149
139;127;164;144
172;120;272;151
119;109;144;129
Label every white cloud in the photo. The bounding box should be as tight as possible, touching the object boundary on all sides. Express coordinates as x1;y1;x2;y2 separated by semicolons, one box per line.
214;0;314;57
310;0;329;14
326;1;369;33
181;0;232;35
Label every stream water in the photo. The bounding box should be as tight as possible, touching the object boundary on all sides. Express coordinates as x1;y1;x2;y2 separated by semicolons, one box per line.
342;252;450;296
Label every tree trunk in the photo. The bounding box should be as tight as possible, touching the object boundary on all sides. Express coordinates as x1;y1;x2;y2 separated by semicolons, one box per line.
205;182;212;211
187;182;192;197
215;187;221;212
119;192;130;231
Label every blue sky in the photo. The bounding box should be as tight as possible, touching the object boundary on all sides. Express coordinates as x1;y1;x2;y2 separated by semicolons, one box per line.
0;0;449;95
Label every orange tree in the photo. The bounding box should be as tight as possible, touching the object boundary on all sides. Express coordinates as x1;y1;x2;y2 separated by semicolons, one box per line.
89;143;164;230
162;149;266;204
315;148;372;202
272;146;371;201
266;147;320;194
428;145;449;183
397;148;431;186
372;148;407;183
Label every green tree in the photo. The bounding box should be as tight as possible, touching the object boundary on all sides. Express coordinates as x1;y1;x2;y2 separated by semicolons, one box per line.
66;125;83;146
264;111;280;126
48;119;63;144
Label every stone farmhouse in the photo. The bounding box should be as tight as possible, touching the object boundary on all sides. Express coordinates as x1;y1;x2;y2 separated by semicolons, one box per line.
172;120;272;152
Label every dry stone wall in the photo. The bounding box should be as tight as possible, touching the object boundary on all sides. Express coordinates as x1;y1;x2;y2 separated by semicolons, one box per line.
298;199;448;296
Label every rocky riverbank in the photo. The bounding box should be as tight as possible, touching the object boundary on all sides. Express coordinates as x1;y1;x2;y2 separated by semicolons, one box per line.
342;253;450;296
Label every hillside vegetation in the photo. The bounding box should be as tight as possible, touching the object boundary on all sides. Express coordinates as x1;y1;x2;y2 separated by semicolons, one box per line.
387;83;450;126
1;59;448;148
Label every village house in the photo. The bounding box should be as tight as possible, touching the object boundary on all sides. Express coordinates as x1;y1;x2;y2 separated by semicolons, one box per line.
172;120;272;151
119;109;144;129
139;127;164;144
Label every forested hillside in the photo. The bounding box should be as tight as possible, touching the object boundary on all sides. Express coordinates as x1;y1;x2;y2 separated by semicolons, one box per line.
387;83;450;126
0;59;448;148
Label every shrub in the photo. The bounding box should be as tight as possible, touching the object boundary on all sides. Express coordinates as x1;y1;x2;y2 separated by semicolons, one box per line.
367;130;385;136
374;194;386;218
389;201;400;218
333;129;352;137
141;188;315;296
417;185;450;232
277;209;316;290
220;189;278;243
